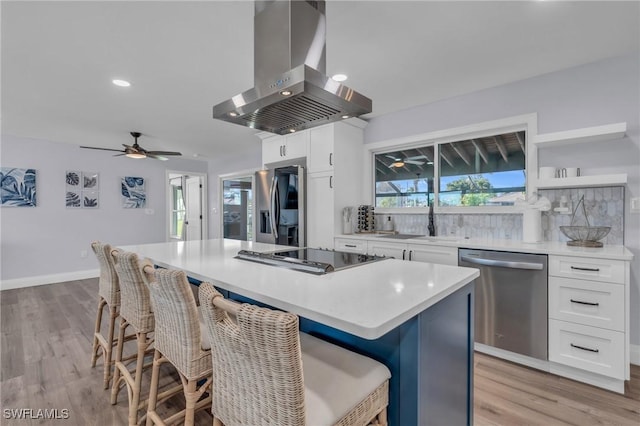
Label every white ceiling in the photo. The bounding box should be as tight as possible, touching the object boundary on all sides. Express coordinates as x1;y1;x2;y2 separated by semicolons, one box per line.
2;1;638;162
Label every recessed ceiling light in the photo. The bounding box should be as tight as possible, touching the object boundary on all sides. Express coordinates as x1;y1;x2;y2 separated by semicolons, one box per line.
288;129;296;133
332;74;348;82
229;111;239;117
341;114;350;119
112;79;131;87
280;90;293;96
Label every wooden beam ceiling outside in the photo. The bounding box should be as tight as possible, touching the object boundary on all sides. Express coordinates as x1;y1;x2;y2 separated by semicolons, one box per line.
439;145;455;168
515;132;526;154
493;136;509;163
449;142;472;166
471;139;489;164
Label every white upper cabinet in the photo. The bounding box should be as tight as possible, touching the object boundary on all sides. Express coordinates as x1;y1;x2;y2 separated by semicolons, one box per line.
261;132;309;166
308;125;335;174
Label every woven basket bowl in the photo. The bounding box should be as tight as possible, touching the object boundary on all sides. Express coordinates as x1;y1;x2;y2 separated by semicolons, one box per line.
560;226;611;247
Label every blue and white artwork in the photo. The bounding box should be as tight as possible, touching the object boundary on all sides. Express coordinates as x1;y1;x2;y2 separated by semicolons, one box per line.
1;167;37;207
121;176;146;208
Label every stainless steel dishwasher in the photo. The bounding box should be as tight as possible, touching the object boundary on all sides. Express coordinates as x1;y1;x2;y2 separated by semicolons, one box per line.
459;248;548;360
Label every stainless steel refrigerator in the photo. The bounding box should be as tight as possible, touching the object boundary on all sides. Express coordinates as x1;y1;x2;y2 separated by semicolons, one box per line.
255;165;305;247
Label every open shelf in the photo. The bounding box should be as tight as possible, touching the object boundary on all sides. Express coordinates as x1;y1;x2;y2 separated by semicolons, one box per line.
534;122;626;148
536;174;627;189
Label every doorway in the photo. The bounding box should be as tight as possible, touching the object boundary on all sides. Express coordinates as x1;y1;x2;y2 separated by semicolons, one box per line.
220;172;254;241
167;171;207;241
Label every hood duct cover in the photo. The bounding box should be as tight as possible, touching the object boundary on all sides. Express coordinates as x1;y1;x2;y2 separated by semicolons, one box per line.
212;0;372;135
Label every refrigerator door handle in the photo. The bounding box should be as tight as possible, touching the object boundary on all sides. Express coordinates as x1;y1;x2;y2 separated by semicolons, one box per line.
269;176;278;240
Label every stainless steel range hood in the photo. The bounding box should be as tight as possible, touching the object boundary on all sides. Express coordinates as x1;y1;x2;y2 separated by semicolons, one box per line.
212;0;372;135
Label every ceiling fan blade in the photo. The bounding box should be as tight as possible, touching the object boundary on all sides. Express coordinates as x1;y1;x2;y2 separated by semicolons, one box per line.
404;155;427;161
113;153;126;157
146;151;182;156
385;154;399;160
80;146;124;153
145;153;169;161
405;160;425;165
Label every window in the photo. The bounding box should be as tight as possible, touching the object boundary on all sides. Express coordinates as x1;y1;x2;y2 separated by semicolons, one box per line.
375;146;435;208
170;181;186;238
438;132;526;207
374;130;526;209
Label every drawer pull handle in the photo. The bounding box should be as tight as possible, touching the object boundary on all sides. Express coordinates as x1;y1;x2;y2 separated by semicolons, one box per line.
345;244;357;248
570;343;599;353
570;299;599;306
570;266;600;272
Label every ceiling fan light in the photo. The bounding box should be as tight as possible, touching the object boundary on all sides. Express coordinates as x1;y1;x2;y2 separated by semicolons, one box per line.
126;152;146;159
391;161;405;168
112;79;131;87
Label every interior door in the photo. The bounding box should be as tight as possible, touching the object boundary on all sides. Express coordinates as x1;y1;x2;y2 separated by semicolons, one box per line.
185;176;202;241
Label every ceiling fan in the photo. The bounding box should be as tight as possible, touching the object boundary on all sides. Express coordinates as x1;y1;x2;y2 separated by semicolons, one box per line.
386;154;428;168
80;132;182;161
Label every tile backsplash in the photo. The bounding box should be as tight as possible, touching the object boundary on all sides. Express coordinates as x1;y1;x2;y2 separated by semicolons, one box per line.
373;186;625;245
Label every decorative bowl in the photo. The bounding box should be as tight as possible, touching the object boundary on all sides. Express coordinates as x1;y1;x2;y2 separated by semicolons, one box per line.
559;226;611;248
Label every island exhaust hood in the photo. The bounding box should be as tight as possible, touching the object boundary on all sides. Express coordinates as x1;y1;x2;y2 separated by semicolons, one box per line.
212;0;372;135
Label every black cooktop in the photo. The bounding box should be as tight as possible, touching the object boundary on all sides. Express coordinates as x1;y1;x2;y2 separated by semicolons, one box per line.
236;248;386;275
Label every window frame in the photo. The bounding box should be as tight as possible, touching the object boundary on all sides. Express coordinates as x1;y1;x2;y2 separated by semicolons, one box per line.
365;113;538;214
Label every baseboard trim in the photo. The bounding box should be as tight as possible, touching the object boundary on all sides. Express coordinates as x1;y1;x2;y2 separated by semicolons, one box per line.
1;269;100;291
631;344;640;366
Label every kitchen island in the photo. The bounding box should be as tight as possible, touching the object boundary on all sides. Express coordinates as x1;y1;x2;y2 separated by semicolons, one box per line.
120;239;480;426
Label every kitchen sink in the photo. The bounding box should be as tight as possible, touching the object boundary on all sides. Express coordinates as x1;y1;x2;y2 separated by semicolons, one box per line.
411;236;461;242
377;234;425;240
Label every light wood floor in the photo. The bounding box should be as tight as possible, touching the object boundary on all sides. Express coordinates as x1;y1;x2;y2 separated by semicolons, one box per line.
1;279;639;425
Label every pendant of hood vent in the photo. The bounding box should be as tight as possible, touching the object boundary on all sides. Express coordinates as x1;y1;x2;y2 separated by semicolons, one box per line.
212;0;372;135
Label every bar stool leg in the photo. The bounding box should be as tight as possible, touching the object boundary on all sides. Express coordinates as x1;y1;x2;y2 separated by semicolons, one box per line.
128;332;148;425
110;318;128;405
183;379;197;425
91;297;106;367
146;349;162;426
103;305;118;389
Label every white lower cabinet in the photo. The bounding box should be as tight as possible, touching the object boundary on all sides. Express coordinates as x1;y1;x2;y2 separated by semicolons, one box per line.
407;245;458;266
366;241;407;259
548;254;629;387
365;240;458;265
334;238;367;254
549;319;625;380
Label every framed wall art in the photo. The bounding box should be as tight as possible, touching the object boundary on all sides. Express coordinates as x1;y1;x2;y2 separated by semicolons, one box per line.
1;167;37;207
121;176;146;208
66;170;100;208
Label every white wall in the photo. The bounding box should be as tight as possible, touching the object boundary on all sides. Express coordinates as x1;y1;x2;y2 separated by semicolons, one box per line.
0;134;207;286
364;53;640;346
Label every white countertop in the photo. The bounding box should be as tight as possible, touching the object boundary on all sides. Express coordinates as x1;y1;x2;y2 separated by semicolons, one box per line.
337;234;633;261
119;239;479;340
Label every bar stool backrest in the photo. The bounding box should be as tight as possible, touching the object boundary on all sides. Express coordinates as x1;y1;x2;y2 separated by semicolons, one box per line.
112;251;154;334
91;241;120;306
199;282;306;426
145;268;208;380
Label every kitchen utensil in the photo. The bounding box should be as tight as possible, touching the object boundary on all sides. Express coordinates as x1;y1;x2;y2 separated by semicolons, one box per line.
565;167;580;177
560;195;610;247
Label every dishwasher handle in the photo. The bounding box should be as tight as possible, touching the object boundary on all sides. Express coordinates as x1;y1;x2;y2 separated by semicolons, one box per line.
460;255;544;270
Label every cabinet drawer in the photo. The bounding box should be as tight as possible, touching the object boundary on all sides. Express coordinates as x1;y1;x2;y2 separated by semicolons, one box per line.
549;319;625;379
334;238;367;254
549;255;625;284
549;277;624;331
408;245;458;266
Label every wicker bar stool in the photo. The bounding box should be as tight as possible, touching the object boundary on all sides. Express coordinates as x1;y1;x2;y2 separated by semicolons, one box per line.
110;251;157;425
90;241;128;389
142;266;213;426
198;282;391;426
